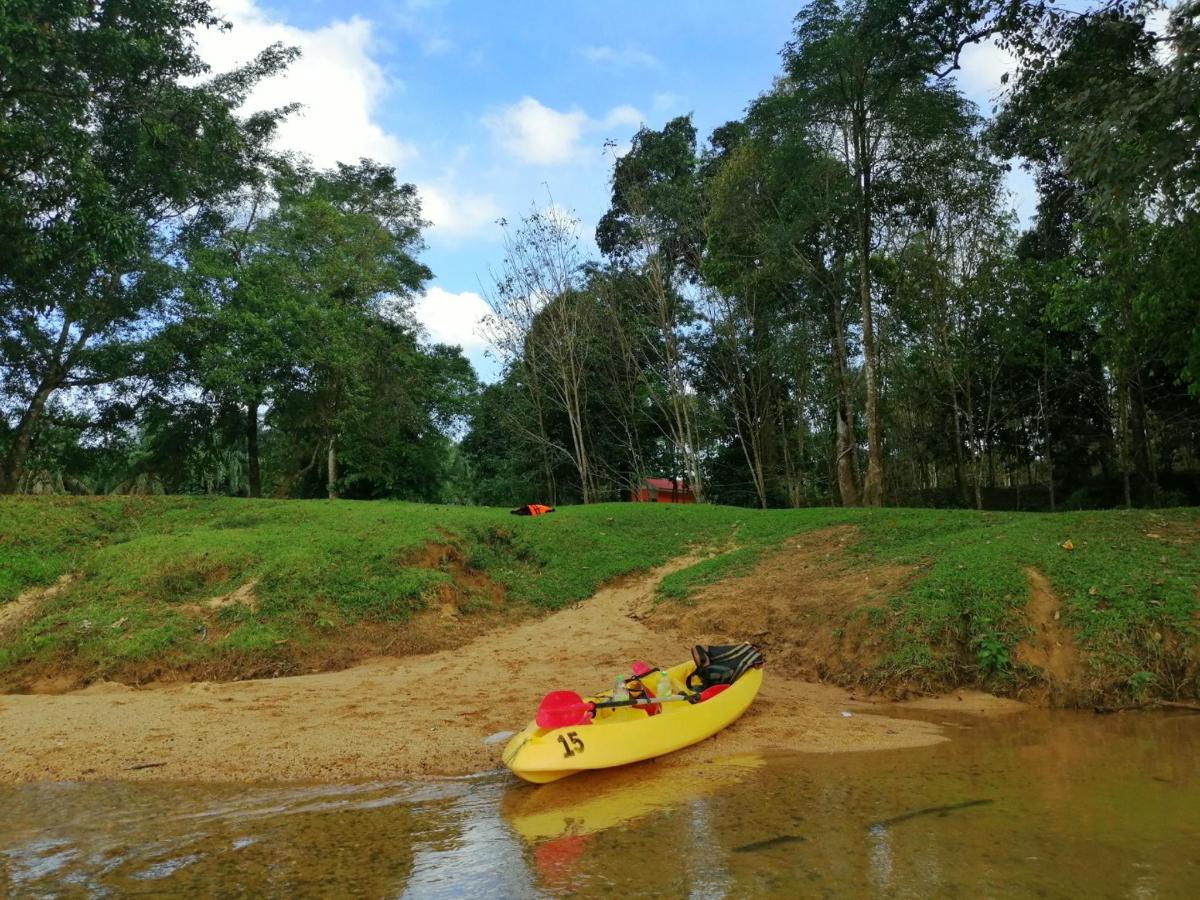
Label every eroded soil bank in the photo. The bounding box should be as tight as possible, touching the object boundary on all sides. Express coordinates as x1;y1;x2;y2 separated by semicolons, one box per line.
646;526;1150;705
0;554;1022;784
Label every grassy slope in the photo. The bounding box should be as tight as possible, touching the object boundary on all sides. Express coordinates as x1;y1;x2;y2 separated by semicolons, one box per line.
1;498;1197;702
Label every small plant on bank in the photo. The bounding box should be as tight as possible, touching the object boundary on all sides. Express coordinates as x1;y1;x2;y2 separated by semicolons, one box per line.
1127;670;1156;701
973;630;1012;677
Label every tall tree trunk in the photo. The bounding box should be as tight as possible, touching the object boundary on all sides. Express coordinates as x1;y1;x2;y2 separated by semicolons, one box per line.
779;401;805;509
963;373;984;511
661;320;705;503
541;444;557;506
1040;344;1056;512
0;319;76;494
855;125;885;507
327;435;338;500
1118;376;1132;509
857;213;884;505
246;397;262;499
0;377;57;494
829;295;860;506
562;366;592;503
950;403;970;507
526;367;557;504
1129;373;1155;501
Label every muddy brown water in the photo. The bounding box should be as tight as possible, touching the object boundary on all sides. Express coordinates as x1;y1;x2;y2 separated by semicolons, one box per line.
2;709;1198;898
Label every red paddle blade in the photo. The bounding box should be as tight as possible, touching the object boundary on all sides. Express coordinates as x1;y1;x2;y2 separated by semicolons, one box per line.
535;690;592;729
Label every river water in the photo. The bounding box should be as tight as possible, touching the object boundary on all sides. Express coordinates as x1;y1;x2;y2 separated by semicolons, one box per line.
2;708;1198;898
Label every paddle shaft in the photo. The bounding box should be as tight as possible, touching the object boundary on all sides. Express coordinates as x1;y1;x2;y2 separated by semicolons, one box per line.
589;693;689;711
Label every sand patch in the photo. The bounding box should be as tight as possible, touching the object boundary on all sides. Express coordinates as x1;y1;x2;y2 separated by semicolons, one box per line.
0;573;79;639
197;579;259;613
890;689;1028;717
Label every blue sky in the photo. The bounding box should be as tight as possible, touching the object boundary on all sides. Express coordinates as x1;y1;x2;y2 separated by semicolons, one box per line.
199;0;1030;380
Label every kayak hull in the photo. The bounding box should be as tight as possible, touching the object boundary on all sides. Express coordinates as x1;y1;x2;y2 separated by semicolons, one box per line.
502;660;762;783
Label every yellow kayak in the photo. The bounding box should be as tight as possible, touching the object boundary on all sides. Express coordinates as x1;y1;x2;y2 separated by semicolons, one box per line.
502;655;763;783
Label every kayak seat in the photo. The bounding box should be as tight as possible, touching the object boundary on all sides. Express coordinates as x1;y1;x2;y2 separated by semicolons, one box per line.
687;643;765;692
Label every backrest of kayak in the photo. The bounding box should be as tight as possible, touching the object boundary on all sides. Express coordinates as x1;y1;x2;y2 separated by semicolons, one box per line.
688;643;764;691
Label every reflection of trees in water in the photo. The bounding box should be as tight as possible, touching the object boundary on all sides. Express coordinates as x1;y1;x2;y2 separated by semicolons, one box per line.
867;822;893;891
683;797;733;900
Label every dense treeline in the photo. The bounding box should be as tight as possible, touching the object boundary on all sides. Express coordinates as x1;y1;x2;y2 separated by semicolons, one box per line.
466;0;1200;510
0;0;475;499
3;1;1198;509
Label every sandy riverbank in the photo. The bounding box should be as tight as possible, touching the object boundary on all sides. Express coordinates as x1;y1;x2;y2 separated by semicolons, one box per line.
0;557;1023;783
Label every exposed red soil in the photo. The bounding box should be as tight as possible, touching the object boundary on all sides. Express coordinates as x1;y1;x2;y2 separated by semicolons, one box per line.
1014;567;1083;705
644;527;919;690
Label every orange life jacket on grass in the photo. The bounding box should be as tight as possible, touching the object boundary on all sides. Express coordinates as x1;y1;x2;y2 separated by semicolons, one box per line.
511;503;556;517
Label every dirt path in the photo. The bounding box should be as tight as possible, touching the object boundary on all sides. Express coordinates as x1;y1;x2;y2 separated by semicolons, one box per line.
0;554;1010;784
1014;567;1083;704
645;527;916;684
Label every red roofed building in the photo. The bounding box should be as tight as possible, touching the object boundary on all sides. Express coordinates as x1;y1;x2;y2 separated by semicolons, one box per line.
630;477;695;504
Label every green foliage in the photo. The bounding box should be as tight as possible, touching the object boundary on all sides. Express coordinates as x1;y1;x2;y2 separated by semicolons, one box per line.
0;0;296;492
1127;669;1156;700
3;1;1196;517
973;629;1012;677
176;159;467;500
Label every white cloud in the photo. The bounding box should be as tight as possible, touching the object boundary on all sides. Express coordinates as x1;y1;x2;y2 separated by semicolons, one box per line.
581;45;659;68
197;2;501;239
483;97;590;165
414;286;492;350
602;105;644;129
419;183;502;239
196;0;417;169
483;97;645;165
954;36;1017;108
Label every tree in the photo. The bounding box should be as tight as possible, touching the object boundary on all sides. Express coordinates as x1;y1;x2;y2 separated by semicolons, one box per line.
597;118;711;501
180;160;432;498
783;0;989;505
705;92;862;507
484;204;601;503
0;0;296;492
996;3;1200;505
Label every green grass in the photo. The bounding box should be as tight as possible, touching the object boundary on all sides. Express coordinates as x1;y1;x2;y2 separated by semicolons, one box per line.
844;508;1200;697
0;498;774;685
0;497;1197;702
